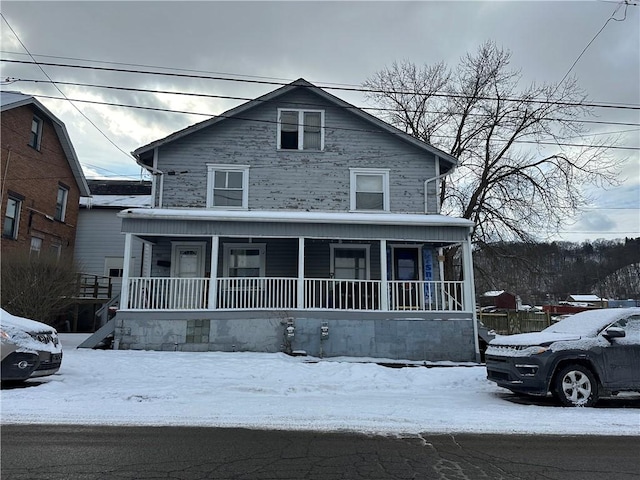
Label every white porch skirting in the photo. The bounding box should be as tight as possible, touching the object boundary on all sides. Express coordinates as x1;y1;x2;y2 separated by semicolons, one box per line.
125;277;466;312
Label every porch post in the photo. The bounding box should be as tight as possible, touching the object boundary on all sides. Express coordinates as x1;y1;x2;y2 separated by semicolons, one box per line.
121;233;132;310
208;236;219;309
297;237;305;309
380;239;388;310
461;235;481;361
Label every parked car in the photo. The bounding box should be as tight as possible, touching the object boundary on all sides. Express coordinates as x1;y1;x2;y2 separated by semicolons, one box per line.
1;308;63;381
486;307;640;406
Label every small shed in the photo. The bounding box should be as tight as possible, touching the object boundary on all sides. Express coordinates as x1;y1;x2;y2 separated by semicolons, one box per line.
480;290;518;310
565;294;607;307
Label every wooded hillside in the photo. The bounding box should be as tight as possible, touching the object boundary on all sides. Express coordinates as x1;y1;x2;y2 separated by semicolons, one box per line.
473;238;640;305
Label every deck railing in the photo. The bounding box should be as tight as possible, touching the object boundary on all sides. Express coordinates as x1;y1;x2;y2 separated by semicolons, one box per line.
125;277;466;312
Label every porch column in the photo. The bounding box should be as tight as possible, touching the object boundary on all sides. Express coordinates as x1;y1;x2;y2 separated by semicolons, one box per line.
297;237;305;309
461;235;481;361
121;233;133;310
208;236;219;309
380;239;389;310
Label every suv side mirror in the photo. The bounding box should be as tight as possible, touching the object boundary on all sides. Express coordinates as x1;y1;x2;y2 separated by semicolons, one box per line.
603;326;626;340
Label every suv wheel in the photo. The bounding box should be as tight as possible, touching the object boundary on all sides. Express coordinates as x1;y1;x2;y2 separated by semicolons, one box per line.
553;364;598;407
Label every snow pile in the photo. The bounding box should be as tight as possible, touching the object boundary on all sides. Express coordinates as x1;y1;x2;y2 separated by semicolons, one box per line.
1;337;638;436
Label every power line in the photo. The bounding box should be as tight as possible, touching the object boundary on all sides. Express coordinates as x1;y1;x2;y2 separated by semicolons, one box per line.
27;93;640;151
556;1;630;90
13;77;640;128
0;14;134;162
3;58;639;110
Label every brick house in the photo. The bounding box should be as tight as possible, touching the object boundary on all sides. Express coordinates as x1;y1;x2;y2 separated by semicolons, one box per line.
1;91;90;259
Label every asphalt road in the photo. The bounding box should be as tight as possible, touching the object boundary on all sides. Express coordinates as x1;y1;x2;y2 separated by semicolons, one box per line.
2;425;639;480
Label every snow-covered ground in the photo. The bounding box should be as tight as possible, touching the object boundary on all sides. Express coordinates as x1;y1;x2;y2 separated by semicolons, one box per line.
1;334;639;436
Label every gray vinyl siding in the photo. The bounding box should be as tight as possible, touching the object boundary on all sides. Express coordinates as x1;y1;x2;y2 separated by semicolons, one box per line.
74;208;144;293
155;89;438;214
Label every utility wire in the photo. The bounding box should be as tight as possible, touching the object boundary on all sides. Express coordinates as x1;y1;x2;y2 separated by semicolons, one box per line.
26;93;640;151
3;58;639;110
12;77;640;128
0;14;134;161
556;1;630;90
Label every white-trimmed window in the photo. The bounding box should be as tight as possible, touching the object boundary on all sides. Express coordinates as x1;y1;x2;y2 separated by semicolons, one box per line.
330;244;370;280
29;115;43;150
3;196;21;239
223;244;266;277
30;236;43;256
55;185;69;221
277;109;324;151
104;257;125;278
206;164;249;209
350;168;390;212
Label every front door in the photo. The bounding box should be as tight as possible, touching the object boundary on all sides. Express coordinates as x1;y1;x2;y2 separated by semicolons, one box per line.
392;247;421;309
171;242;206;308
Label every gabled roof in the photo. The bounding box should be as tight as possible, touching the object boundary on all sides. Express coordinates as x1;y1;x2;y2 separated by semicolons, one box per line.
133;78;458;170
1;91;91;197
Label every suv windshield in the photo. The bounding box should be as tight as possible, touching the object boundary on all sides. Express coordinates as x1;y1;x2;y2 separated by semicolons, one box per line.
543;309;632;336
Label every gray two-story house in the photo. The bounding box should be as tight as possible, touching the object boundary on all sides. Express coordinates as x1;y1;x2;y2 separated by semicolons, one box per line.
111;78;479;361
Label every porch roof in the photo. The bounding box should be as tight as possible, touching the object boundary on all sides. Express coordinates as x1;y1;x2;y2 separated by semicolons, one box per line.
118;208;474;228
118;209;474;243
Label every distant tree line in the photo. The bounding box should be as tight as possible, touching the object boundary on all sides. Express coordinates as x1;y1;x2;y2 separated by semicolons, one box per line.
473;238;640;306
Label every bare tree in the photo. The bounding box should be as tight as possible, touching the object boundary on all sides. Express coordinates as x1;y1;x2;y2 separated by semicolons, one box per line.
1;251;80;326
364;41;621;245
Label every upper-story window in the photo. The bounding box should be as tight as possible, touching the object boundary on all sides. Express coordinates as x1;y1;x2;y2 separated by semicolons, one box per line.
350;168;390;212
277;109;324;151
206;164;249;209
55;185;69;221
29;115;43;150
3;195;22;239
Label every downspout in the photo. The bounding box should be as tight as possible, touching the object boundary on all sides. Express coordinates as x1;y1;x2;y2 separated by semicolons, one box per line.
1;148;11;199
423;156;455;214
134;148;163;208
151;148;164;208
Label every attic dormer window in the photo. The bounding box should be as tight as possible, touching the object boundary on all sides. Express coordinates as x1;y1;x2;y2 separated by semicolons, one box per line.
277;109;324;151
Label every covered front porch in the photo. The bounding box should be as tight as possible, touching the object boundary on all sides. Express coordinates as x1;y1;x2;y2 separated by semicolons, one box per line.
114;209;478;361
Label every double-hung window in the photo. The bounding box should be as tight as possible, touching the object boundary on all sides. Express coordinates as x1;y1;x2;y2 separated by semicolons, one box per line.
30;236;43;256
278;109;324;151
3;195;22;239
330;244;370;280
206;164;249;209
350;168;390;212
223;244;266;277
55;185;69;221
29;115;43;150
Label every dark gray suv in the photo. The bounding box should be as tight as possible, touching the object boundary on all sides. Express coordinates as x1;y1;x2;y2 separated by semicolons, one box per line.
486;307;640;406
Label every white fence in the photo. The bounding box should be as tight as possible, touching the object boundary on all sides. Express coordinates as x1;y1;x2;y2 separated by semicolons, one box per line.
126;277;466;312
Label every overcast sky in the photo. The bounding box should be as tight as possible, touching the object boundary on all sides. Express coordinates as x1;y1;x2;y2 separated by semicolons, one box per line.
1;1;638;243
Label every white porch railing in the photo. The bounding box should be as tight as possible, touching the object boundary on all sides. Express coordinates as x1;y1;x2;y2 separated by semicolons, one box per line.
125;277;466;312
217;277;297;310
128;277;210;310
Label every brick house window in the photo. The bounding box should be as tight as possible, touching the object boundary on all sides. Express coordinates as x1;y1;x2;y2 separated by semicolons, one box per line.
3;196;21;239
29;115;43;150
55;185;69;221
30;236;43;256
277;109;324;150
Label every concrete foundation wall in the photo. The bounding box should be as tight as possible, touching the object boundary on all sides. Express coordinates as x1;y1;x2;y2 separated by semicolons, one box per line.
114;311;477;362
